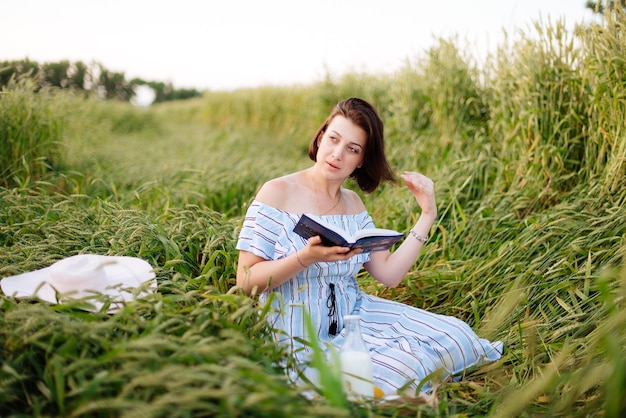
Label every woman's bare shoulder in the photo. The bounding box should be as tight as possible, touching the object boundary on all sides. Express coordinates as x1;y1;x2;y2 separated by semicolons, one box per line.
255;172;307;211
341;187;367;214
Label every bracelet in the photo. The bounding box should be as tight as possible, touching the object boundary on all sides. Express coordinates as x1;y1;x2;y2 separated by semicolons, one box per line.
295;250;308;268
409;229;428;243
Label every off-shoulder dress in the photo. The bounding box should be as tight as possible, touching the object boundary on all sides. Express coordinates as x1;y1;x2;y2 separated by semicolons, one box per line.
236;200;502;394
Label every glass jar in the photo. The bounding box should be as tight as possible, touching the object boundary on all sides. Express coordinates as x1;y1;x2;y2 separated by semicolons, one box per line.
340;315;374;399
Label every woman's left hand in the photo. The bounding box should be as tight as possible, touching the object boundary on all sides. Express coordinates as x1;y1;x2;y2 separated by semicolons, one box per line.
401;171;437;216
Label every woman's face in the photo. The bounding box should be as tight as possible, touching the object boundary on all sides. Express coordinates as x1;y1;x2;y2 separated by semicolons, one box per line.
316;115;366;179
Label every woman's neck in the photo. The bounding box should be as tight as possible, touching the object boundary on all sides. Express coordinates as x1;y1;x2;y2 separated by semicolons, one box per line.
306;166;342;199
306;167;343;215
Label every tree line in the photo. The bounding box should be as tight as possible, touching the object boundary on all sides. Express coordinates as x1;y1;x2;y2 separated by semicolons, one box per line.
0;59;202;104
2;2;619;104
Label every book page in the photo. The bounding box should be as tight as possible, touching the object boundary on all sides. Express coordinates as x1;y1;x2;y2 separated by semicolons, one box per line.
352;228;402;241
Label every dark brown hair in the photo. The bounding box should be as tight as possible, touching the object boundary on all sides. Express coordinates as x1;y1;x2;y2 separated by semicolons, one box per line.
308;97;396;193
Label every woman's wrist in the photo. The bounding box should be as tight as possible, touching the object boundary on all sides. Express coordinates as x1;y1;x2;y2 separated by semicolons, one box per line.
410;212;436;243
294;250;308;268
409;228;428;243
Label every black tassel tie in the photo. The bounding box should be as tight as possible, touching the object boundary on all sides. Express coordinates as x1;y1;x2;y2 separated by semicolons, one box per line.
327;283;338;336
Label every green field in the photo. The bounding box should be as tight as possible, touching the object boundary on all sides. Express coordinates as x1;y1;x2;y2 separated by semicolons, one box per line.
1;15;626;417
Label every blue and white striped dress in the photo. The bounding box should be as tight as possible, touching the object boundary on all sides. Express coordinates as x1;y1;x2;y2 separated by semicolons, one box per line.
236;201;502;394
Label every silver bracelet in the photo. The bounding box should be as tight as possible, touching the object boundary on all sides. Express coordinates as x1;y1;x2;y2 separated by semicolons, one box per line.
409;229;428;243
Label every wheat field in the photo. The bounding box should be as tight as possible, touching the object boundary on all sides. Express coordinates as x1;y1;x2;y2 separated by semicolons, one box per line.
1;13;625;418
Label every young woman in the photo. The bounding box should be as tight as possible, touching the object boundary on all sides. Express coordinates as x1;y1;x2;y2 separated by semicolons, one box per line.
236;97;502;396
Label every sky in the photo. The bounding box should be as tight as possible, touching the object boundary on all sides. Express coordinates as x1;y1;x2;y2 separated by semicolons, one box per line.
3;0;595;92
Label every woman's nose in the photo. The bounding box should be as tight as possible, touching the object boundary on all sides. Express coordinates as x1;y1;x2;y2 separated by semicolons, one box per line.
331;145;343;160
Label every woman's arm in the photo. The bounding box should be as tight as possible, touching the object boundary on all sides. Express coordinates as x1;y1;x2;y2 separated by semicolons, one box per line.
364;211;436;287
236;249;307;295
364;171;437;287
236;235;360;295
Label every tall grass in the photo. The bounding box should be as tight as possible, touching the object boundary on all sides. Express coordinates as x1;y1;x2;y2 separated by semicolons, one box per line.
0;77;63;188
1;10;626;418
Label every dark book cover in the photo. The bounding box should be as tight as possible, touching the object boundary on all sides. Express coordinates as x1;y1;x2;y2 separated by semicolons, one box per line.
293;214;403;253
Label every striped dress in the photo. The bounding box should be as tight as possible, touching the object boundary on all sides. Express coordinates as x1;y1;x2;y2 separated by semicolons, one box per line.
236;201;502;394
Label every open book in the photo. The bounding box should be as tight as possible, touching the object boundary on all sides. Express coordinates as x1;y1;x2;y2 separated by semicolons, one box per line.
293;214;404;253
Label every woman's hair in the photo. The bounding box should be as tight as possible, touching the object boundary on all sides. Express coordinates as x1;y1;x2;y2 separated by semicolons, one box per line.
308;97;396;193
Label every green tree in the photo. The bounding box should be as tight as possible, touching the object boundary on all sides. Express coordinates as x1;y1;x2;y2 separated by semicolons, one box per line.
0;59;39;88
68;61;88;91
41;60;71;88
145;80;170;103
97;65;135;101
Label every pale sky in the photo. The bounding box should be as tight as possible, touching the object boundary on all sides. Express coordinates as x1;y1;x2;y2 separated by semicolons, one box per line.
2;0;594;91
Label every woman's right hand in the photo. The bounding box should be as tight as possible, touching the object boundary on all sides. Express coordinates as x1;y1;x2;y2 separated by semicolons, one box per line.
298;236;362;266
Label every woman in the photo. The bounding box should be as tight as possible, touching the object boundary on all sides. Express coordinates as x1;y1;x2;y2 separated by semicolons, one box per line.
236;98;502;396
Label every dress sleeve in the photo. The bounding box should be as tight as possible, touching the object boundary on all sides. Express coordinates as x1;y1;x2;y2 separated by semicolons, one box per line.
236;201;285;261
